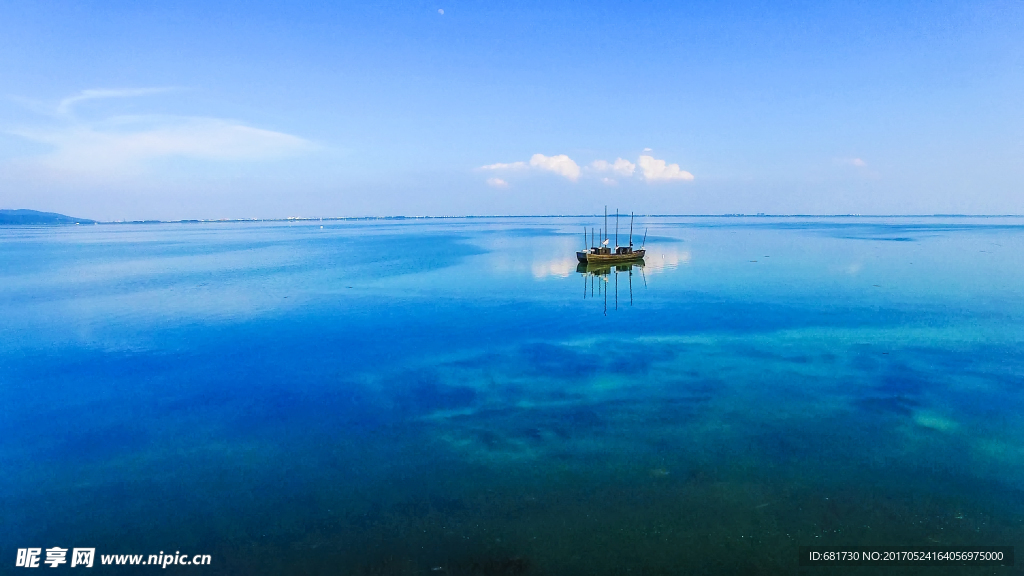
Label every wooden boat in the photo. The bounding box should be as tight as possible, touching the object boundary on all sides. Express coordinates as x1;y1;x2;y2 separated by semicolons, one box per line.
576;246;645;264
576;207;646;264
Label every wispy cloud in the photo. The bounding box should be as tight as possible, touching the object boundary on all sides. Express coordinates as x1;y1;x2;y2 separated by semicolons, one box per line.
56;87;175;114
480;161;527;170
835;156;880;179
10;116;310;176
6;88;313;183
636;155;694;182
486;177;508;188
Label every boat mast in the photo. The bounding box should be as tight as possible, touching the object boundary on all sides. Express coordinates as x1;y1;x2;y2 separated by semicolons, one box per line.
629;213;634;247
615;209;618;248
604;206;608;245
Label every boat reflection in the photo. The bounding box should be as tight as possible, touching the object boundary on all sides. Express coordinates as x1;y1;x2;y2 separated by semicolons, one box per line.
578;261;645;315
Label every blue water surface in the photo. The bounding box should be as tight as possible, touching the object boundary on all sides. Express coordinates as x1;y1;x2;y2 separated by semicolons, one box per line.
1;217;1023;574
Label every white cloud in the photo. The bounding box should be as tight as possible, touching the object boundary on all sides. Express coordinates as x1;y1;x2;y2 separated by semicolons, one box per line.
9;116;312;178
480;161;528;170
643;147;652;152
591;157;635;177
529;153;580;180
57;87;174;114
481;153;580;182
486;177;508;188
481;152;691;184
842;157;867;167
637;155;694;182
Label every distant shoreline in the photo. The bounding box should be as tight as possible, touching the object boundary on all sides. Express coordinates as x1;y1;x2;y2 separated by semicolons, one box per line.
4;210;1023;226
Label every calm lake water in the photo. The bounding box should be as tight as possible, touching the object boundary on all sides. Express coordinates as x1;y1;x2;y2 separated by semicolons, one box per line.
2;217;1023;574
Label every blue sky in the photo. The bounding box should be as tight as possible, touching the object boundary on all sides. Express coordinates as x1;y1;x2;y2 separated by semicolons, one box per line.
1;0;1022;219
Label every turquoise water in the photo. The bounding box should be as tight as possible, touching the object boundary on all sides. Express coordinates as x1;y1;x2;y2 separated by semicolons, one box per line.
2;217;1023;574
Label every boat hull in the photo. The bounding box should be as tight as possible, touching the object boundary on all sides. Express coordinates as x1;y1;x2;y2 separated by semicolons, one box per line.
576;249;645;263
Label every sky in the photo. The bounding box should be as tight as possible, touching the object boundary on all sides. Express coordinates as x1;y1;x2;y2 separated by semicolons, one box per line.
0;0;1022;220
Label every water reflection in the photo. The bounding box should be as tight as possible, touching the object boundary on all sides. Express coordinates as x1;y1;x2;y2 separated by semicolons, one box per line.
643;248;691;274
531;257;577;279
577;261;645;315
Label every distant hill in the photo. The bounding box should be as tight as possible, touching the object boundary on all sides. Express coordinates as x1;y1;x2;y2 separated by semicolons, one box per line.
0;209;95;225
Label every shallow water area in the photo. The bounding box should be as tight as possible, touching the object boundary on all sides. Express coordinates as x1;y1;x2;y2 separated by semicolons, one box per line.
2;216;1023;574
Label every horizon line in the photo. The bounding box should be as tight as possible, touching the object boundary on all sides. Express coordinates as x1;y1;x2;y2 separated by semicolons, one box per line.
60;213;1024;225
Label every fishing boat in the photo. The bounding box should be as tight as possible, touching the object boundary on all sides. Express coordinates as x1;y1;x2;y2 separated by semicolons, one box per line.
576;207;646;264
